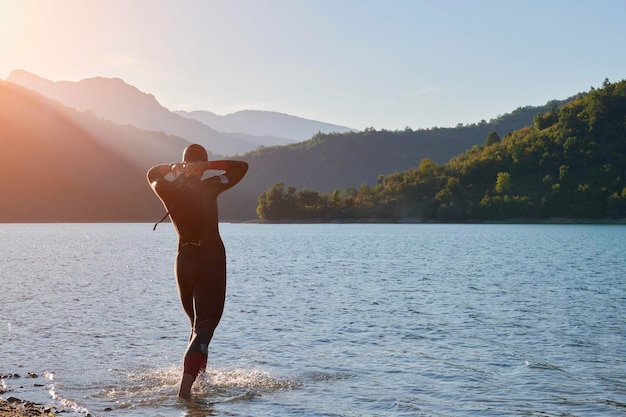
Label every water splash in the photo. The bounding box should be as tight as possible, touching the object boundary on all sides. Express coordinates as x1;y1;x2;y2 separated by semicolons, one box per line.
96;366;179;409
46;371;91;416
95;365;299;412
201;367;300;391
47;388;91;415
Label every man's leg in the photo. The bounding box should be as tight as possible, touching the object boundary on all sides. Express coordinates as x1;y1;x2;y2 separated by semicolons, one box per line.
177;260;226;399
175;249;200;399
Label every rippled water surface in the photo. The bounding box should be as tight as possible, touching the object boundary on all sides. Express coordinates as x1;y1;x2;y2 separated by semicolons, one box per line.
1;223;625;416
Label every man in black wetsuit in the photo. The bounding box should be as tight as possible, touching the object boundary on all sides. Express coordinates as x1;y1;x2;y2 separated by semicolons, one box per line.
147;144;248;399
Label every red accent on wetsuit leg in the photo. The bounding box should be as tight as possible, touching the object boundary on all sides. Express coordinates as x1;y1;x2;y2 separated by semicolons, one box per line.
183;352;207;377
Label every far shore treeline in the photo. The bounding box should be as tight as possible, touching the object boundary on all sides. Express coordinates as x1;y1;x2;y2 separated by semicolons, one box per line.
256;79;626;222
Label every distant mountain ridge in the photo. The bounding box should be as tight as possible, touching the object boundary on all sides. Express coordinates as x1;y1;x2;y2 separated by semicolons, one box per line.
0;81;185;221
6;70;355;155
175;109;354;141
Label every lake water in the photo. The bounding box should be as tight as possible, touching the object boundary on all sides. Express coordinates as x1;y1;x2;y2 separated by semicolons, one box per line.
1;223;625;416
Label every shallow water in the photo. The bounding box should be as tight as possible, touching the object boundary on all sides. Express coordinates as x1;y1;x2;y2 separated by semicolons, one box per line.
1;223;626;416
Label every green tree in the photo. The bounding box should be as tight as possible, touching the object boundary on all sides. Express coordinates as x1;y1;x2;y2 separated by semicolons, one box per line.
485;131;501;146
495;172;511;194
298;189;326;218
256;182;297;220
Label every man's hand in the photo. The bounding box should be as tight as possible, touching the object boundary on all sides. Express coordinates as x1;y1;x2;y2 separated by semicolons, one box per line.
170;162;186;176
182;162;207;178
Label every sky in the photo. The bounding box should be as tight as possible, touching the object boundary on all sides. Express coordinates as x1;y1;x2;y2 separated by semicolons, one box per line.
1;0;626;131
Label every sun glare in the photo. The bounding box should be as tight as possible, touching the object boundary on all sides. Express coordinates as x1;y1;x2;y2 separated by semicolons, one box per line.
1;0;107;81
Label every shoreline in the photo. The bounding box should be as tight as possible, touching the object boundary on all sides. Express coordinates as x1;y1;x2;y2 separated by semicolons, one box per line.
0;372;66;417
1;216;626;225
0;397;57;417
244;217;626;224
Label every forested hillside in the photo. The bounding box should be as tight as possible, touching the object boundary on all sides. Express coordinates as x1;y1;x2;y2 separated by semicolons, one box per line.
227;95;580;219
241;96;578;192
256;79;626;221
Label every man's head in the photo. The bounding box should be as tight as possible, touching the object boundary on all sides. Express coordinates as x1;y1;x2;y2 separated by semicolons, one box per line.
183;144;208;163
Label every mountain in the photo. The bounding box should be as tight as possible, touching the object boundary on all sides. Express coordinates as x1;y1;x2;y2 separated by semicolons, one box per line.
6;70;354;154
0;80;218;222
222;94;582;219
5;70;257;156
175;109;354;141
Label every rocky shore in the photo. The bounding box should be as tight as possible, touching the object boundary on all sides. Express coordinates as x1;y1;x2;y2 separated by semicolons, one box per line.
0;397;57;416
1;372;57;417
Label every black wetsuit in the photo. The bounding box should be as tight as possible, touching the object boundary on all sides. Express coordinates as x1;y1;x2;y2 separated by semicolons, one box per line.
151;162;248;376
